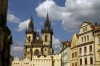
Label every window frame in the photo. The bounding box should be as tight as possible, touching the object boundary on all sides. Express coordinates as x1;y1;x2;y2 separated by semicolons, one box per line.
85;58;87;65
90;57;93;64
89;45;92;52
84;47;87;53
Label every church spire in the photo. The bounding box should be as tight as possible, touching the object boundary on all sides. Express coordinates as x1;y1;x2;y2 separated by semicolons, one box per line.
41;13;53;35
44;13;51;31
28;15;34;32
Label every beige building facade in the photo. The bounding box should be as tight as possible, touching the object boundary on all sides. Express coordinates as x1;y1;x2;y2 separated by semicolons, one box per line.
93;23;100;66
78;22;95;66
71;34;78;66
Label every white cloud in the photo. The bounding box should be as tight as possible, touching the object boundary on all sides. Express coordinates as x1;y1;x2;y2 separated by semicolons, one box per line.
52;36;61;53
11;41;24;51
35;0;100;32
11;46;24;51
7;13;20;23
52;36;60;45
16;19;30;32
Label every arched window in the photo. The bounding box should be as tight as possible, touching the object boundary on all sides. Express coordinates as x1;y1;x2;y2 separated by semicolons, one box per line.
29;36;30;42
34;49;39;56
45;35;47;42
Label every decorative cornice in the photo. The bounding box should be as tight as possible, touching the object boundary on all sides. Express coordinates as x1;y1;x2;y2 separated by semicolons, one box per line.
77;41;94;47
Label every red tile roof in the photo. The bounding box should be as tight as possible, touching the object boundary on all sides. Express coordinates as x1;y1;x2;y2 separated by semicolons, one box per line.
91;25;95;30
61;41;71;46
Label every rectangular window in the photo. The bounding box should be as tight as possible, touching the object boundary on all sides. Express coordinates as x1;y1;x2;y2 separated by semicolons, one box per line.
75;52;77;57
84;36;86;42
79;48;82;54
83;28;85;32
87;35;89;41
90;57;93;64
72;63;74;66
75;62;77;66
89;45;92;52
85;27;87;31
82;37;83;42
72;53;74;58
85;58;87;65
84;47;87;53
80;59;82;65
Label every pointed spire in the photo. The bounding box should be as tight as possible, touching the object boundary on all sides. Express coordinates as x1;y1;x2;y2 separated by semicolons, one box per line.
30;15;33;22
28;15;34;32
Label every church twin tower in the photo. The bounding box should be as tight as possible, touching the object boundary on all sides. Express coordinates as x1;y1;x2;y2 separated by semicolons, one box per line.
23;14;54;60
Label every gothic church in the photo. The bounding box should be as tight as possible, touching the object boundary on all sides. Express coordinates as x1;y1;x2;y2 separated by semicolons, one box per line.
23;14;54;60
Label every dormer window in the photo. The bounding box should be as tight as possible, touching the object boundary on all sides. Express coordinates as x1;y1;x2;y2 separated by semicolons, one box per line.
84;27;87;31
83;27;87;32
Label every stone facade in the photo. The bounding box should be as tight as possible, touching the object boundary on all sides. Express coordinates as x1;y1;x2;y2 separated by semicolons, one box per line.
78;21;95;66
0;0;13;66
23;14;54;60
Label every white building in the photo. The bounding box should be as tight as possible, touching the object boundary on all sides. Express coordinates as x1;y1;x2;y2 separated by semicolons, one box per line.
78;21;95;66
61;41;71;66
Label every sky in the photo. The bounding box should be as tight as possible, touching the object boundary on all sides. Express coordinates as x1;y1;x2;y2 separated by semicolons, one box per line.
7;0;100;59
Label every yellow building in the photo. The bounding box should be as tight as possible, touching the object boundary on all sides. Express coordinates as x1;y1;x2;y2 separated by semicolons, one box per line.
12;54;61;66
53;54;61;66
93;22;100;66
11;57;32;66
32;55;52;66
71;34;78;66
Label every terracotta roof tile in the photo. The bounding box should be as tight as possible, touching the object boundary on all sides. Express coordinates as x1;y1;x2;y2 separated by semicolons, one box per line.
91;25;95;30
61;41;71;46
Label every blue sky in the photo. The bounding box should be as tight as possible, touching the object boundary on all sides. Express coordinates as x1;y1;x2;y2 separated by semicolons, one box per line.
7;0;100;59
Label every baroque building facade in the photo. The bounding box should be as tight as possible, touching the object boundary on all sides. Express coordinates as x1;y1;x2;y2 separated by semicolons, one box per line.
23;14;54;60
78;22;95;66
71;34;78;66
0;0;13;66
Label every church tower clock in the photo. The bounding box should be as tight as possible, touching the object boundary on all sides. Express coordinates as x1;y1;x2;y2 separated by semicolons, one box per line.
41;13;54;55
